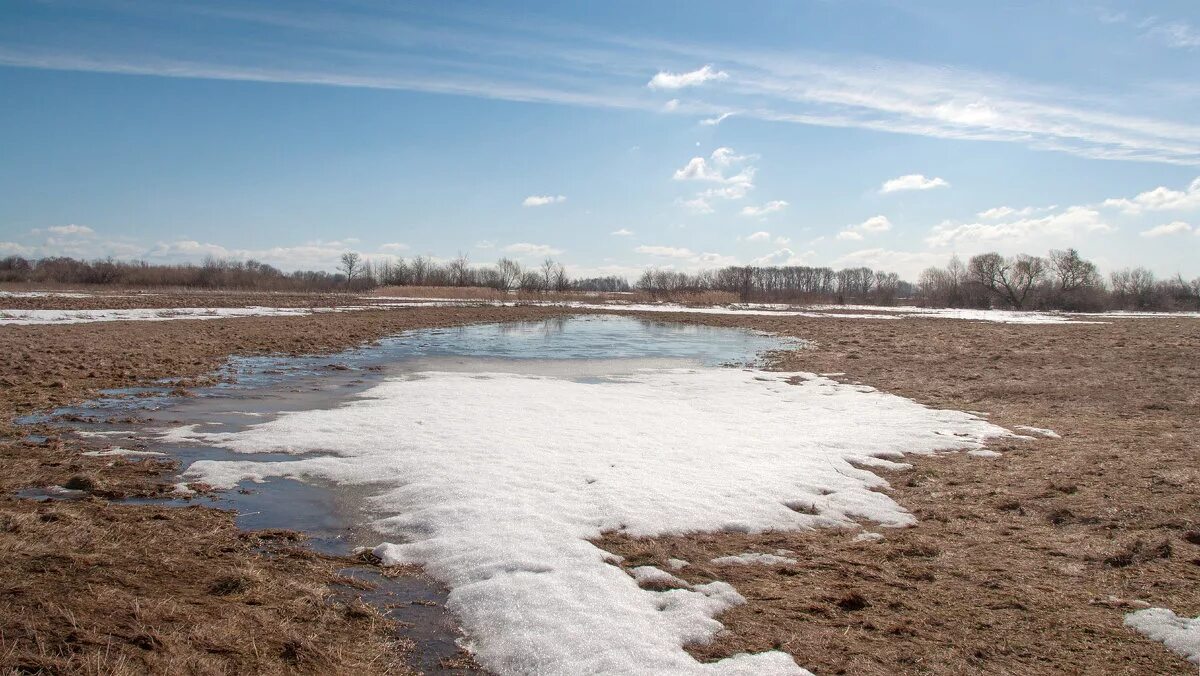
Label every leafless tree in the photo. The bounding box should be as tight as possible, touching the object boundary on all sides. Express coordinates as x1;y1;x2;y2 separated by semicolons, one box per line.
496;258;522;291
968;252;1046;309
339;252;361;283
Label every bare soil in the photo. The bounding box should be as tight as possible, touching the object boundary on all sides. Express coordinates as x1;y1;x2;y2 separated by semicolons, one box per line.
598;311;1200;675
2;297;1196;674
0;300;570;674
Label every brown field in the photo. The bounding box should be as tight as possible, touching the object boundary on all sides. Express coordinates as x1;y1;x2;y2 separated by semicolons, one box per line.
1;293;1196;674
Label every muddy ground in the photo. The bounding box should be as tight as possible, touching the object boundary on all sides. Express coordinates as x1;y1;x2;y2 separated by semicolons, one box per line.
602;311;1200;675
1;295;1196;674
0;301;570;675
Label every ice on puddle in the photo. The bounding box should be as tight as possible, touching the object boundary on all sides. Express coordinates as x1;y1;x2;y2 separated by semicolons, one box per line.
711;552;798;566
1125;608;1200;664
1014;425;1061;439
177;367;1014;675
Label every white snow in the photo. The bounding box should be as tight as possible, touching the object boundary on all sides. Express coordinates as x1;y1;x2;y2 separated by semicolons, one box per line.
0;306;317;325
1125;607;1200;664
852;532;884;543
1014;425;1061;439
667;558;690;570
711;552;798;566
170;365;1013;675
81;447;166;457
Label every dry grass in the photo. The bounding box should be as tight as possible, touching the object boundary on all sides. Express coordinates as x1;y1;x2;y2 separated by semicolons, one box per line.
0;299;567;674
596;311;1200;674
0;498;415;674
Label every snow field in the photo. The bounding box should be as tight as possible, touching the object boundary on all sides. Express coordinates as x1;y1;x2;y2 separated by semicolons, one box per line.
172;366;1016;675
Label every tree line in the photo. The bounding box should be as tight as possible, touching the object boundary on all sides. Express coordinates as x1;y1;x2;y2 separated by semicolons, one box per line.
2;248;1197;311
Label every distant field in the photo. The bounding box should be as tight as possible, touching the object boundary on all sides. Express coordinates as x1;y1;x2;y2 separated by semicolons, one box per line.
0;293;1197;674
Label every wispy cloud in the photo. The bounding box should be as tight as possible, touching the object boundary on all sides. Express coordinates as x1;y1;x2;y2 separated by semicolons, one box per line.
926;206;1113;247
699;112;734;126
1102;176;1200;213
837;215;892;240
647;65;728;90
740;201;788;217
745;231;771;241
1140;221;1192;238
522;194;566;207
3;5;1199;164
502;242;563;256
610;228;634;236
880;174;949;193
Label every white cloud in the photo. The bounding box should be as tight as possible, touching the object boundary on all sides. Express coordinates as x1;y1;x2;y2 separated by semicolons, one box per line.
832;248;950;280
663;98;679;111
522;194;566;207
610;228;634;236
740;201;789;218
380;242;410;251
774;236;791;245
0;241;34;256
674;148;758;213
1102;176;1200;213
880;174;949;193
635;245;695;258
677;197;715;214
672;157;724;182
745;231;771;242
857;215;893;232
502;242;563;256
475;240;495;249
647;65;728;90
710;147;755;167
699;112;734;126
1139;221;1193;238
926;205;1113;247
750;248;814;266
975;205;1056;219
836;215;892;240
44;224;95;236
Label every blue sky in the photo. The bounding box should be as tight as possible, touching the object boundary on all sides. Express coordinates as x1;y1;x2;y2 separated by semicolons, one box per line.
1;0;1198;280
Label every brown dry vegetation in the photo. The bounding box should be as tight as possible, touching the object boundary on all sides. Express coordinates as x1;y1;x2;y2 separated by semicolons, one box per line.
2;294;1197;674
598;311;1200;674
0;298;570;674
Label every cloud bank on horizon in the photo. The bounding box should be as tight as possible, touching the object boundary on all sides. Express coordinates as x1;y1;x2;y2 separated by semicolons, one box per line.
0;0;1198;281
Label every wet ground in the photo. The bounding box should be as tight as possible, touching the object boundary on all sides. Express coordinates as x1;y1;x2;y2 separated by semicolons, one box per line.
21;315;796;672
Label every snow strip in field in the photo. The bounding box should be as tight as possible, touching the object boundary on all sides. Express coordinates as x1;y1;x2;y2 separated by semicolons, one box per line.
174;368;1013;675
0;306;318;325
711;552;798;566
1125;608;1200;664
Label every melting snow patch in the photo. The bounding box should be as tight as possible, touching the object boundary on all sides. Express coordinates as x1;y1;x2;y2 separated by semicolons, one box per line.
81;447;166;457
667;558;690;570
711;552;798;566
1014;425;1061;439
967;449;1002;458
176;367;1014;675
1125;608;1200;664
853;532;884;543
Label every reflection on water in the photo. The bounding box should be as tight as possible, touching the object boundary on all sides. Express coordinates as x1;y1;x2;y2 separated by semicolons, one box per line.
25;315;796;673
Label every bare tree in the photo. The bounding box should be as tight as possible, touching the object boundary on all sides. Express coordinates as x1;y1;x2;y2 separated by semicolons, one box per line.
968;252;1046;309
339;252;361;283
447;254;472;287
496;258;522;291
